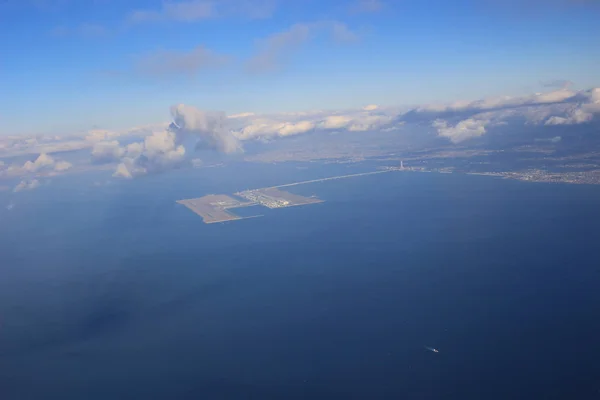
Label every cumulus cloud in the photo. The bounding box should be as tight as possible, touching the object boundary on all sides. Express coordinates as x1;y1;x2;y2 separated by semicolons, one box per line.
102;104;242;178
170;104;242;153
113;162;135;179
400;86;600;136
0;153;73;178
545;108;593;125
54;160;73;172
13;179;40;192
232;108;397;140
91;141;125;163
23;153;58;173
433;118;488;143
113;131;186;179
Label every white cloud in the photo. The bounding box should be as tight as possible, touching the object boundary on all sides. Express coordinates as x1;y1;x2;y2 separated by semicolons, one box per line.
125;142;144;158
13;179;40;192
416;88;580;115
54;160;73;172
348;115;393;131
92;140;125;162
170;104;242;153
86;129;120;142
0;135;90;158
279;121;317;136
403;86;600;136
23;153;57;173
113;162;133;179
144;131;186;163
319;115;354;130
95;105;241;179
545;108;593;125
433;118;488;143
112;131;186;179
229;112;255;119
589;88;600;103
231;108;398;140
1;153;73;178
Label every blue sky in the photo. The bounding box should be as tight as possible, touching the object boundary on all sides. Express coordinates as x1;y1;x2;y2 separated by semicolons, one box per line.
1;0;599;135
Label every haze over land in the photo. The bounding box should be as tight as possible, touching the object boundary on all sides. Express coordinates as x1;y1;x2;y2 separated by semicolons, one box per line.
2;85;600;191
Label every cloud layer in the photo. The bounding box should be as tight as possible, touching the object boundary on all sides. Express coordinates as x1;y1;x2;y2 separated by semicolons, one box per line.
1;153;73;178
4;85;600;184
100;104;241;178
113;131;186;179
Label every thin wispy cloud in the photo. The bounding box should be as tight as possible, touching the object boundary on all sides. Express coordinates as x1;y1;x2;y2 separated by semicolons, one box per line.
134;46;230;79
480;0;600;17
130;0;215;23
540;79;574;89
51;23;108;37
246;21;359;73
246;23;313;73
350;0;384;13
129;0;277;24
13;179;41;192
331;21;360;43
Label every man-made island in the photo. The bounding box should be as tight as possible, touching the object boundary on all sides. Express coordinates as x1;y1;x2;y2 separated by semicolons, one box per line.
177;187;324;224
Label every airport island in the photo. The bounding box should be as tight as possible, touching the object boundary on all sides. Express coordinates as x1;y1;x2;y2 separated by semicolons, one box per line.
177;188;323;224
177;170;391;224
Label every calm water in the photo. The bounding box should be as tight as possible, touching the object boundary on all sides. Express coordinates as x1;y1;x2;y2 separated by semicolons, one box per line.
1;166;600;399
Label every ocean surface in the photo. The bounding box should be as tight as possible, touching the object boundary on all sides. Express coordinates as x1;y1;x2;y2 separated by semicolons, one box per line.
1;163;600;399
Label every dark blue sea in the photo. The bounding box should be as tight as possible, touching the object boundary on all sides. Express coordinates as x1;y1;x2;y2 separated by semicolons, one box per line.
1;163;600;399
